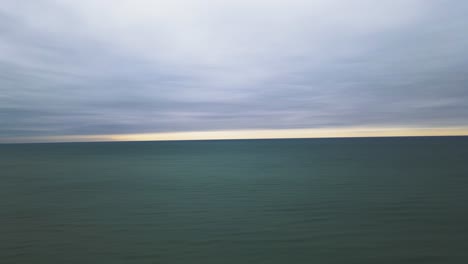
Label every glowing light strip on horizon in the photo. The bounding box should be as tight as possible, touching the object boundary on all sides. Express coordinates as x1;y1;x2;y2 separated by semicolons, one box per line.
3;126;468;143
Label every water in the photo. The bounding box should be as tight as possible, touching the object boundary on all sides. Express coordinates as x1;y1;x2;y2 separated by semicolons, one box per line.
1;137;468;263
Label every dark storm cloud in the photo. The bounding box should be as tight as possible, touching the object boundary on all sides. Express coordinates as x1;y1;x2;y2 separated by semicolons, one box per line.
1;0;468;141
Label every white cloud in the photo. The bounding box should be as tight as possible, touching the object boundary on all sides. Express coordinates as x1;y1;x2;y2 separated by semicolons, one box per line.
1;0;468;141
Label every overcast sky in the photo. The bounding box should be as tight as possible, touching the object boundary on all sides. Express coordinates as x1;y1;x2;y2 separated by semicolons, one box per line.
1;0;468;142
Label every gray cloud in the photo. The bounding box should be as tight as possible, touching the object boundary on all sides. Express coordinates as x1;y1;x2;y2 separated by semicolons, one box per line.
1;0;468;141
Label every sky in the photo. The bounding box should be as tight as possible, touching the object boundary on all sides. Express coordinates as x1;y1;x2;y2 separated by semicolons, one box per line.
1;0;468;143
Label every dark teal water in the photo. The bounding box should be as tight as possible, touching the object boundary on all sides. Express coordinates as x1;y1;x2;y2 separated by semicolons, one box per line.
1;137;468;263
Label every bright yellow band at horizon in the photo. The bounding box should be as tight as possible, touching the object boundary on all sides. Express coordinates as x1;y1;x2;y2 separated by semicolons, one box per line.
3;126;468;143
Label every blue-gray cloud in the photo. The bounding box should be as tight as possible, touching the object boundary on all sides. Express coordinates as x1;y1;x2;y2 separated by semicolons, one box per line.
1;0;468;140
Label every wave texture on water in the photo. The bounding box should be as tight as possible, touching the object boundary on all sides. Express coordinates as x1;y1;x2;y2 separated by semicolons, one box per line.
1;137;468;263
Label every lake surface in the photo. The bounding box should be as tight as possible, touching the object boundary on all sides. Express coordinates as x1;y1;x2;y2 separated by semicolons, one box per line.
1;137;468;263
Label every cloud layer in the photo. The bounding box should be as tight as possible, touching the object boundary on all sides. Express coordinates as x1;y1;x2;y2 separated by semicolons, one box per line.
1;0;468;141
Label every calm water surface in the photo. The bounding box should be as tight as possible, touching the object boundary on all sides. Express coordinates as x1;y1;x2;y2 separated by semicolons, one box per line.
1;137;468;263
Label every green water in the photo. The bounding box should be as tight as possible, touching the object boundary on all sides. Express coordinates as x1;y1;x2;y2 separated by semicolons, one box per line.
1;137;468;263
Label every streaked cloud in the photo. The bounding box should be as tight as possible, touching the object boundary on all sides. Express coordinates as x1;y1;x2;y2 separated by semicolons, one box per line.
1;0;468;142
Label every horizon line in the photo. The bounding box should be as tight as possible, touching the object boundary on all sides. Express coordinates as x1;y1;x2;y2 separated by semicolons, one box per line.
2;126;468;144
